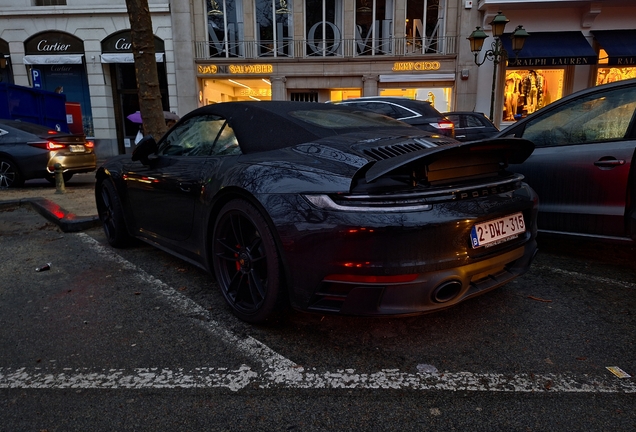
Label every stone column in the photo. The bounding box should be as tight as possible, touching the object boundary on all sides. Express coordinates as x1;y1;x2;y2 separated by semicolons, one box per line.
362;75;379;97
271;76;287;100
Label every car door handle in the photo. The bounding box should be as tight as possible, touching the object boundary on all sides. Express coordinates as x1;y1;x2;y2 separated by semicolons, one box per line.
179;183;192;193
594;158;625;168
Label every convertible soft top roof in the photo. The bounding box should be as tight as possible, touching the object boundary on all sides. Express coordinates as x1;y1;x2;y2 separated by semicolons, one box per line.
180;101;411;154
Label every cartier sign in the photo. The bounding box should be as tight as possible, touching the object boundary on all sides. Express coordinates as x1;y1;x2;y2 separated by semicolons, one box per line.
101;30;165;54
25;31;84;55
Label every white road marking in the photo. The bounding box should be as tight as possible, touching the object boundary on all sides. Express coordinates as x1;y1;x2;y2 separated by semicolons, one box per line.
16;233;624;394
1;367;635;393
533;265;636;290
75;233;296;372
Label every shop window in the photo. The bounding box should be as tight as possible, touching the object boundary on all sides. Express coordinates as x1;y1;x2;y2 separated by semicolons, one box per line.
35;0;66;4
291;92;319;102
207;0;244;58
355;0;393;55
504;69;564;121
256;0;293;57
596;67;636;86
305;0;343;57
405;0;444;54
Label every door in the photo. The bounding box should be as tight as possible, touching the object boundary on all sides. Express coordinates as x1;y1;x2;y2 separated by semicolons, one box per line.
509;84;636;238
124;113;240;241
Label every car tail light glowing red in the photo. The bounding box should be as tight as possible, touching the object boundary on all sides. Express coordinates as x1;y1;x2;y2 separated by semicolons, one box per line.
436;120;455;130
85;140;95;149
28;141;68;150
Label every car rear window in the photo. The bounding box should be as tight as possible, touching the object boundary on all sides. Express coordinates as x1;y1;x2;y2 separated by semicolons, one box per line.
289;109;407;129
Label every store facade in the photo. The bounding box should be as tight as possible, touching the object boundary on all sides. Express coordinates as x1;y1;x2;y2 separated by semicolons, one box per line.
190;0;462;113
471;0;636;127
0;2;174;158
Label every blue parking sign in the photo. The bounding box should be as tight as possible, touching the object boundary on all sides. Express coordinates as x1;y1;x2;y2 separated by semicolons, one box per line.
31;69;42;88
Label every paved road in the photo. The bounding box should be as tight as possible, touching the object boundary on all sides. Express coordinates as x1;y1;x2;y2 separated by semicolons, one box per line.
1;205;635;431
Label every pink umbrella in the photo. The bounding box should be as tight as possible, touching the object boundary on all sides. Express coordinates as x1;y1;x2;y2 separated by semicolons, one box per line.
126;111;179;124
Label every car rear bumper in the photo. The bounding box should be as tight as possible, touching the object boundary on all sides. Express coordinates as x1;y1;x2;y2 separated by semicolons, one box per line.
269;186;539;315
307;241;537;315
47;153;97;174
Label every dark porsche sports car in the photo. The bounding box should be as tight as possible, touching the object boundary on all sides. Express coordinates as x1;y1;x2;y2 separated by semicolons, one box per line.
96;101;538;323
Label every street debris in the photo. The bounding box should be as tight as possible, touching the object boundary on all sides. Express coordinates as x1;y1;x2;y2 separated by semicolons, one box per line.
35;263;51;272
606;366;631;379
527;295;552;303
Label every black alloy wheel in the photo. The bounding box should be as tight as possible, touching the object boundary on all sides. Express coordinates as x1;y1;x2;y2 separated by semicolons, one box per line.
97;180;131;248
0;159;24;188
212;199;282;323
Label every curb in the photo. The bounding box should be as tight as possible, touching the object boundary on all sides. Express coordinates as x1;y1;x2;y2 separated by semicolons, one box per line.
0;198;101;233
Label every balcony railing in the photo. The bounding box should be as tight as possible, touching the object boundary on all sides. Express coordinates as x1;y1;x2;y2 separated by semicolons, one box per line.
194;36;457;60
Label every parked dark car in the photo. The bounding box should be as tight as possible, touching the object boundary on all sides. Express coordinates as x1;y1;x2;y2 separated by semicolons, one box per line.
331;97;455;137
0;119;96;188
496;78;636;242
443;111;499;142
96;101;538;323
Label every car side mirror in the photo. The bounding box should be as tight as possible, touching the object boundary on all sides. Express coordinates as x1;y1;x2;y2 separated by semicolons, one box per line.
131;135;158;165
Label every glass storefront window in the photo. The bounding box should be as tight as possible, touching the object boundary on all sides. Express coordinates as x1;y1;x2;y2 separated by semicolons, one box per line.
503;69;564;121
305;0;343;57
379;87;452;112
354;0;393;55
329;89;362;101
405;0;442;54
201;78;272;103
255;0;293;57
207;0;244;58
596;49;636;85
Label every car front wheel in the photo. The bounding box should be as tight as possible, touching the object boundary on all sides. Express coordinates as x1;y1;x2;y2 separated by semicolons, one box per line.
212;199;283;324
0;159;24;188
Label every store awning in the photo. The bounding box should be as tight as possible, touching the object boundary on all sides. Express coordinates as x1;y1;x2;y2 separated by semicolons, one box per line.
591;30;636;66
23;54;84;65
100;53;165;63
502;31;597;67
379;73;455;83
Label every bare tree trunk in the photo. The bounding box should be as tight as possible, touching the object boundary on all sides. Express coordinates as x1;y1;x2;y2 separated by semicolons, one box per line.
126;0;167;141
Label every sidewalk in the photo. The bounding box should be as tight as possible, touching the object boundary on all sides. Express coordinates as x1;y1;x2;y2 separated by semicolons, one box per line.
0;172;101;232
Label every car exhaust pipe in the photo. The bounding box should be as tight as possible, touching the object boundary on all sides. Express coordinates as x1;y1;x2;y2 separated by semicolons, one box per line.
432;280;463;303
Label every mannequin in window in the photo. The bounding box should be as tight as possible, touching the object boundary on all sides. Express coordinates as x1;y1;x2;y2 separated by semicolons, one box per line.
524;70;543;114
504;78;519;120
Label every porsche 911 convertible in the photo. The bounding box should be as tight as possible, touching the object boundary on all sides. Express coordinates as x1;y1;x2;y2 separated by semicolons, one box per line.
95;101;538;323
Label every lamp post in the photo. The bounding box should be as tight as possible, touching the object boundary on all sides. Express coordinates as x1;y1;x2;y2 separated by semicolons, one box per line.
467;11;529;121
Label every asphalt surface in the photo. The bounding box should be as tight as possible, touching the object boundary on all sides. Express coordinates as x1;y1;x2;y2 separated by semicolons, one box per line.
1;172;635;431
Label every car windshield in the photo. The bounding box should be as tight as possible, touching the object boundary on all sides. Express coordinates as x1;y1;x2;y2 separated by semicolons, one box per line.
289;109;408;129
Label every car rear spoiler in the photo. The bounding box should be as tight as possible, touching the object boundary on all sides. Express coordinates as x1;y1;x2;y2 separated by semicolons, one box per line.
363;138;534;184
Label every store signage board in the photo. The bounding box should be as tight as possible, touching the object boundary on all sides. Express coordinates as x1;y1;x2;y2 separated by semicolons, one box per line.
198;64;274;75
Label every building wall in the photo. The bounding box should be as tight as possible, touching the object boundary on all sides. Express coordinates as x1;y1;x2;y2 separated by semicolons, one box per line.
0;2;174;158
466;0;636;126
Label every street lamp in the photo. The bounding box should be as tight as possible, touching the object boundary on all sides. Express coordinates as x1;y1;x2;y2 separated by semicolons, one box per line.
467;11;529;121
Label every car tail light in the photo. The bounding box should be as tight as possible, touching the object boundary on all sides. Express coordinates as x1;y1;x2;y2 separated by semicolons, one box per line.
28;141;68;150
432;120;455;131
85;140;95;149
